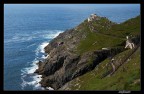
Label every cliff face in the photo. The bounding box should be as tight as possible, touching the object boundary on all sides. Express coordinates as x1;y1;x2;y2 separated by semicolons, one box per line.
35;15;140;90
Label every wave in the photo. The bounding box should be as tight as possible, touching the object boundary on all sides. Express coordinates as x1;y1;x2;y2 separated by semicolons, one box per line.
42;31;62;39
5;30;63;44
46;87;54;90
21;59;44;90
20;30;62;90
35;42;49;56
4;36;35;43
27;43;36;48
41;54;49;59
20;45;46;90
39;42;49;53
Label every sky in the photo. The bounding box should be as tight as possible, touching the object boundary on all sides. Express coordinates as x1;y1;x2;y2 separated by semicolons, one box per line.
4;4;140;8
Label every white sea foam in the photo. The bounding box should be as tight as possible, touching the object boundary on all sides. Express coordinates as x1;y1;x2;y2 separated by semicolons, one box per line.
46;87;54;90
30;75;45;90
43;31;62;39
39;42;49;53
41;54;49;59
21;74;45;90
21;59;39;74
11;35;35;42
21;76;27;90
20;57;42;90
21;30;63;90
21;60;41;90
5;30;63;44
35;42;49;56
27;43;36;48
35;47;39;56
39;30;63;53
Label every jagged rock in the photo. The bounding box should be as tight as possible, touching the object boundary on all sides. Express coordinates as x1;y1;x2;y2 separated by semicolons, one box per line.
35;15;140;90
36;44;124;89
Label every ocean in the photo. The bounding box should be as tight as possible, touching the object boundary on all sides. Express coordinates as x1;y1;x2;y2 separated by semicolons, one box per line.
4;4;140;90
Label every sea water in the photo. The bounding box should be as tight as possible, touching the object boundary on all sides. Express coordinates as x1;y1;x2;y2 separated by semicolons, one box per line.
4;4;140;90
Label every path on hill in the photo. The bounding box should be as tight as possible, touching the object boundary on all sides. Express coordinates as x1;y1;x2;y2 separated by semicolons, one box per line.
102;43;140;78
96;32;125;40
109;43;140;76
88;23;125;40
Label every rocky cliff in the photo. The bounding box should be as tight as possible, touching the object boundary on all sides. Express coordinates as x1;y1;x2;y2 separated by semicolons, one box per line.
35;15;140;90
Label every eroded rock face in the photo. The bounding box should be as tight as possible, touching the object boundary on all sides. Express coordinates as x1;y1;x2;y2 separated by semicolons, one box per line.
35;40;124;90
35;16;126;90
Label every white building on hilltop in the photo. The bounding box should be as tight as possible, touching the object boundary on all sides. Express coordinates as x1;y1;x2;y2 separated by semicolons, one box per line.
125;36;135;49
88;14;97;22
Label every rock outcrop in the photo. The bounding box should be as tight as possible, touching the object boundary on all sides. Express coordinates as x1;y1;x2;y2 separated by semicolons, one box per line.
35;15;140;90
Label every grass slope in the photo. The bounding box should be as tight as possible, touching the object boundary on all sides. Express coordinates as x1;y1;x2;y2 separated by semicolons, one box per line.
67;48;140;90
61;15;140;90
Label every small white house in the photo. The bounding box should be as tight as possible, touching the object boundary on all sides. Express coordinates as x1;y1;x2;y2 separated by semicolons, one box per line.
91;14;97;19
125;36;135;49
88;17;91;22
87;14;97;22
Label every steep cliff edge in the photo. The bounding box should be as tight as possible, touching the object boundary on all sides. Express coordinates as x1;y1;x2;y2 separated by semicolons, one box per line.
35;15;140;90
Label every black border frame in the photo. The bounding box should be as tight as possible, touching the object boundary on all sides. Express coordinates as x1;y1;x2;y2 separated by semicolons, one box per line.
1;1;143;94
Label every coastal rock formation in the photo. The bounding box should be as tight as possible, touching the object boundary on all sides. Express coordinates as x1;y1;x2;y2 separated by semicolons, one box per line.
35;15;140;90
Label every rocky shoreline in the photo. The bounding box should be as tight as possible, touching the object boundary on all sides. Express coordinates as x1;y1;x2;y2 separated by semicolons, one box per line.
34;15;140;90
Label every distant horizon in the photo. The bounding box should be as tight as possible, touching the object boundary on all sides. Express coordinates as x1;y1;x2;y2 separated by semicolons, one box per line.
4;4;140;8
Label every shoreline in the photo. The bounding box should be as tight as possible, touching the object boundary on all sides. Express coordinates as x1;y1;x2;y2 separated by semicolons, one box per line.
33;32;62;90
34;42;55;90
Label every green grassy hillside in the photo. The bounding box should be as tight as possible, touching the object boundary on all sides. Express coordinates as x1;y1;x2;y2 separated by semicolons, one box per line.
59;15;140;90
67;47;140;90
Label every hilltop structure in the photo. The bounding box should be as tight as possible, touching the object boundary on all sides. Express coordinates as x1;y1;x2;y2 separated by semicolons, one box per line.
88;14;97;22
125;36;135;49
